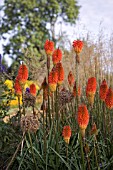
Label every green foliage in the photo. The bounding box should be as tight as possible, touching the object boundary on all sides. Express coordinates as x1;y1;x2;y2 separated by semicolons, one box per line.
0;0;80;62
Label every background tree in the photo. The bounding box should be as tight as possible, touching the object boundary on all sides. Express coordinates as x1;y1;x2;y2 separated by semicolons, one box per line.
0;0;80;66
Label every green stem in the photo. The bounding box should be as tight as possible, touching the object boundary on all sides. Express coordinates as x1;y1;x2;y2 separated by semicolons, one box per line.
93;136;100;170
79;132;85;170
28;131;38;170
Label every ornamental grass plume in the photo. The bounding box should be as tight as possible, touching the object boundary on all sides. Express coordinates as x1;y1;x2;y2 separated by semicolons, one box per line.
56;62;64;86
105;87;113;109
86;77;97;106
17;64;28;86
77;104;89;138
44;39;54;56
68;71;75;87
62;125;71;144
73;81;81;97
30;83;37;97
99;79;108;101
52;48;62;65
48;67;58;92
14;77;22;96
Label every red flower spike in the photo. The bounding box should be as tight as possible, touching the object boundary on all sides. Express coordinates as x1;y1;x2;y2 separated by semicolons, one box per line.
56;63;64;85
77;104;89;138
44;40;54;56
99;79;108;101
17;64;28;86
30;84;37;97
14;77;22;96
73;81;81;97
62;125;71;144
68;71;75;86
48;68;58;92
52;48;62;65
86;77;97;96
77;104;89;130
105;87;113;109
86;77;97;106
72;40;83;54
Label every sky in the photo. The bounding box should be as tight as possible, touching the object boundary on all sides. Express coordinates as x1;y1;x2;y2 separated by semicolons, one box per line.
0;0;113;65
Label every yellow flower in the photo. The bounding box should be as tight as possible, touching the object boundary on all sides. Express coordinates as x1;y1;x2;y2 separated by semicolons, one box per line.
4;80;13;89
10;96;22;107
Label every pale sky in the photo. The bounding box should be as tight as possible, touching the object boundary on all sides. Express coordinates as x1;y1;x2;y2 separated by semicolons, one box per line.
0;0;113;65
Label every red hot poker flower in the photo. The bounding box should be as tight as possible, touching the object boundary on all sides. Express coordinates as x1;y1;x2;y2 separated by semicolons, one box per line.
72;40;83;54
62;125;71;144
99;79;108;101
68;71;75;86
30;84;37;97
86;77;97;106
56;62;64;85
105;87;113;109
48;67;58;92
14;77;22;96
44;40;54;56
17;64;28;86
77;104;89;138
52;48;62;65
86;77;97;96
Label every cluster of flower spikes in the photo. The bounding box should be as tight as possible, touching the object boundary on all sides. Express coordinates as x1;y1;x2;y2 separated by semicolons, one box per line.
99;79;113;109
77;104;89;138
86;77;97;107
62;125;72;144
44;39;64;92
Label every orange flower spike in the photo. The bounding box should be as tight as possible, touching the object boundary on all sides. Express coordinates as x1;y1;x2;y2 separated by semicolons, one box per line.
72;40;83;54
77;104;89;138
86;77;97;106
52;48;62;65
44;39;54;56
62;125;71;144
99;79;108;101
56;63;64;85
86;77;97;95
14;77;22;96
68;71;75;86
73;81;81;97
48;68;58;92
17;64;28;86
30;84;37;97
105;87;113;109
